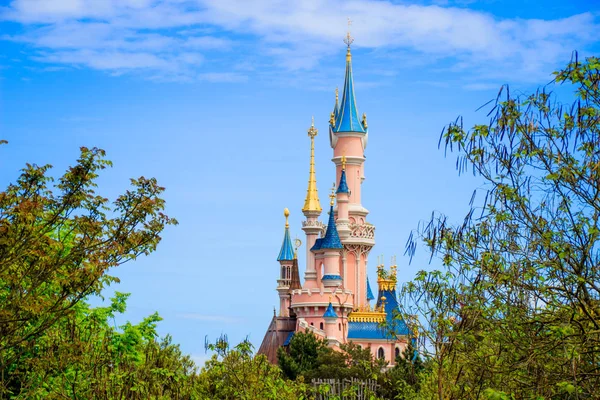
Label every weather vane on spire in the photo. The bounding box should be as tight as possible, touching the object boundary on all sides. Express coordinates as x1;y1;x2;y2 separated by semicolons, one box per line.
308;116;318;139
344;17;354;47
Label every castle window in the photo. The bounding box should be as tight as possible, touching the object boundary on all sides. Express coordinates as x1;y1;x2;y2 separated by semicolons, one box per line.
395;347;400;360
377;347;385;360
338;323;341;331
320;322;324;330
310;322;314;326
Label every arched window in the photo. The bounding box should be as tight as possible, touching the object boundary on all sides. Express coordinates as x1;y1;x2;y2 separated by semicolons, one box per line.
377;347;385;360
395;347;400;360
320;322;324;330
338;323;341;331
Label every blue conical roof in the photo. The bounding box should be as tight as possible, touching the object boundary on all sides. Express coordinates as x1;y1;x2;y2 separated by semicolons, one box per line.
336;169;349;194
277;225;294;261
332;47;366;134
376;286;410;335
311;204;343;251
323;302;338;318
366;276;375;301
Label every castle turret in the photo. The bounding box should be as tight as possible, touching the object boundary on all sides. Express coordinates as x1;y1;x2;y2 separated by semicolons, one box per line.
323;300;339;345
328;32;374;308
335;155;351;240
311;190;343;288
277;208;294;317
301;118;323;288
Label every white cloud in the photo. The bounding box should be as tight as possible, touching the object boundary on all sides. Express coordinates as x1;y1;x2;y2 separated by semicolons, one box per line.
177;313;245;323
190;354;212;367
1;0;598;82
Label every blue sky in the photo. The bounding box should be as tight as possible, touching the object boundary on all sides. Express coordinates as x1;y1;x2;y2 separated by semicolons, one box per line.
1;0;599;365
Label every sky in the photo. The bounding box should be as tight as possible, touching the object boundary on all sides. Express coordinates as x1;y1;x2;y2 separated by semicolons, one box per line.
1;0;599;366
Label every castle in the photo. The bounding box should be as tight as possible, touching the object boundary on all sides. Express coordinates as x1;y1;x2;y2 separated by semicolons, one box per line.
258;35;411;366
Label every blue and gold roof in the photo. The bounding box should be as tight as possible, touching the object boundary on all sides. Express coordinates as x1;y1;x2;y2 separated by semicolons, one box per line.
336;156;349;194
323;302;338;318
348;265;411;340
311;203;343;251
277;208;295;261
331;43;366;134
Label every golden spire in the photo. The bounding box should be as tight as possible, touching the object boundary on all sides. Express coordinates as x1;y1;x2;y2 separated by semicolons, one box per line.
284;208;290;228
335;87;339;105
341;155;346;171
302;117;322;213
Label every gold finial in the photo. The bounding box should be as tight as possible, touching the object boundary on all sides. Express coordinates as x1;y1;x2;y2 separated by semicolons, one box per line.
329;295;332;303
335;87;339;104
303;117;322;213
362;113;367;129
329;183;336;206
341;155;346;171
329;111;335;126
284;208;290;228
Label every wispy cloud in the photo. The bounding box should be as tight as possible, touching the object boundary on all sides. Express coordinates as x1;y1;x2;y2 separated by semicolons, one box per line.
1;0;598;83
191;354;212;368
177;313;245;324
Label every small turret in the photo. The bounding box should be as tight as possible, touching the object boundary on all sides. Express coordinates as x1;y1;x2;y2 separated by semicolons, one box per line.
312;189;343;287
277;208;294;262
335;155;351;240
323;299;339;344
277;208;295;317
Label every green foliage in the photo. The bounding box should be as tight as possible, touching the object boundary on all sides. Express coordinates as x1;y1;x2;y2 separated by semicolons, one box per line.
197;336;309;400
277;331;387;383
6;294;198;399
0;147;177;381
378;343;427;400
403;54;600;399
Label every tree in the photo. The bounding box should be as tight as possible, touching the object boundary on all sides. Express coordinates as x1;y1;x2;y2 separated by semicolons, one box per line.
0;146;177;394
198;335;309;400
278;331;386;381
8;293;198;399
379;343;427;400
403;54;600;398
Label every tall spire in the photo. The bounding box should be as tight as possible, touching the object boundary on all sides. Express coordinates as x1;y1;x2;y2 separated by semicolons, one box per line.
277;208;295;261
332;21;366;134
302;117;322;213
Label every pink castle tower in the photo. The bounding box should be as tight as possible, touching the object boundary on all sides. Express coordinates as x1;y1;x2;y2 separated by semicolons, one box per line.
258;33;411;365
